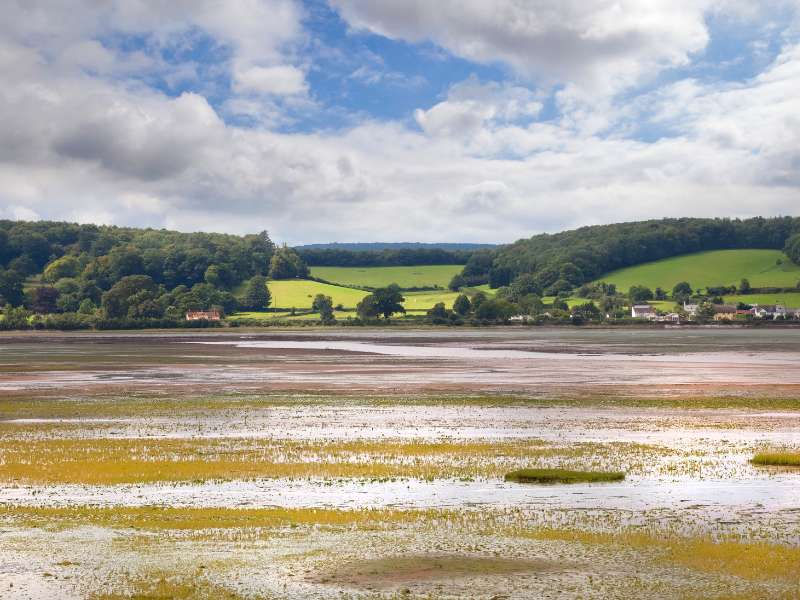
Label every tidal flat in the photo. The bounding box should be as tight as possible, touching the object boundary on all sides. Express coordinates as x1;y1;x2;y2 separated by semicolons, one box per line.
1;329;799;599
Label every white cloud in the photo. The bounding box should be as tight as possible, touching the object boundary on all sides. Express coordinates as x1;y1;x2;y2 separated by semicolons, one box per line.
0;1;799;244
331;0;714;94
234;65;307;95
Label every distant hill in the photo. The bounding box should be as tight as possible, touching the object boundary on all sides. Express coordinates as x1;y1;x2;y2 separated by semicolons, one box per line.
458;217;800;293
594;249;800;291
294;242;496;251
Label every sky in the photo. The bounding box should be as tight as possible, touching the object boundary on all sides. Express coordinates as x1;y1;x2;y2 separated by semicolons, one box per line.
0;1;799;245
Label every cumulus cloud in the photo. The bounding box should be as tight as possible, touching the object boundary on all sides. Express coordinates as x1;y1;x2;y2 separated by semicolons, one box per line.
0;1;799;243
331;0;714;94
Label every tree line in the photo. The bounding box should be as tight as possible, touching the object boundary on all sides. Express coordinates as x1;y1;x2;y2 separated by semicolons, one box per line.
451;217;800;294
0;220;311;329
296;247;476;267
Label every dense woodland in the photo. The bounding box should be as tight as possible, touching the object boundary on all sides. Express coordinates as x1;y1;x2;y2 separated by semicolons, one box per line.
455;217;800;294
0;220;306;328
297;247;475;267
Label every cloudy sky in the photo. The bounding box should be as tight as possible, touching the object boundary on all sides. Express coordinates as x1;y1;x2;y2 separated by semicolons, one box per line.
1;1;799;244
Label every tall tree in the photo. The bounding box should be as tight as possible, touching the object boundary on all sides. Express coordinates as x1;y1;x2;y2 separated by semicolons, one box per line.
312;294;334;322
242;276;271;311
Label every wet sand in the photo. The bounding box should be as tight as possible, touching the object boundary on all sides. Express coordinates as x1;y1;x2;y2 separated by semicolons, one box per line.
1;328;799;598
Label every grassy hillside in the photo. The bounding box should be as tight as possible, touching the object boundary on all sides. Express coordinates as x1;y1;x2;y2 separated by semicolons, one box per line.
723;292;800;308
595;250;800;291
310;265;462;289
267;280;369;309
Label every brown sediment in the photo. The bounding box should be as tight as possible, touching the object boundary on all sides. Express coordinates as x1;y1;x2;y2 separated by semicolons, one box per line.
312;554;568;589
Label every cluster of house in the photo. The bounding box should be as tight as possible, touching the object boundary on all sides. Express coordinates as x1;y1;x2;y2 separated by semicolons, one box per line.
185;309;221;321
631;302;800;322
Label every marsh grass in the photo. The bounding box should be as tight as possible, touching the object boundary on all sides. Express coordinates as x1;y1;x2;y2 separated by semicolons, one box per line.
0;438;659;484
0;505;451;532
90;572;249;600
4;390;800;421
505;468;625;484
751;452;800;467
525;528;800;585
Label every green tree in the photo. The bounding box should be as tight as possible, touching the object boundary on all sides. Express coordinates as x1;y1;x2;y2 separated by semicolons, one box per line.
32;286;60;314
629;285;654;303
356;294;380;319
241;275;271;311
428;302;448;319
739;278;751;294
102;275;157;319
475;298;516;321
695;300;717;323
78;298;96;315
357;284;405;320
43;255;80;282
672;281;692;302
0;269;24;306
371;284;406;319
510;274;541;299
312;294;335;322
268;246;309;280
471;291;488;311
452;294;472;315
204;265;223;287
654;287;667;301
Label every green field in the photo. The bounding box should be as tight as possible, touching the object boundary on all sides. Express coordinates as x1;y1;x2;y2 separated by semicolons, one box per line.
309;265;462;289
723;292;800;308
265;279;466;311
595;249;800;291
267;280;369;309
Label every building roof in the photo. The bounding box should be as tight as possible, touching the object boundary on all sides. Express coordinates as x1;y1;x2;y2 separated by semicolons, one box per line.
713;305;737;313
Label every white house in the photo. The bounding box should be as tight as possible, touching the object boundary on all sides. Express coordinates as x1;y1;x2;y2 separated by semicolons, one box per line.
631;304;656;319
683;302;698;316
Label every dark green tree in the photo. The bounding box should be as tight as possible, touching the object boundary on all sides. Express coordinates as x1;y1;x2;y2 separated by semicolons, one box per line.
242;275;271;311
102;275;157;319
629;285;654;303
269;246;309;280
452;294;472;315
32;286;60;314
739;278;751;294
312;294;335;322
356;294;380;319
672;281;693;303
371;284;406;319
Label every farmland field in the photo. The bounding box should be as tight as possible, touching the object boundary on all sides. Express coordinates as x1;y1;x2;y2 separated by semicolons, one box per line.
310;264;462;289
267;279;368;309
595;249;800;291
723;292;800;308
264;279;471;312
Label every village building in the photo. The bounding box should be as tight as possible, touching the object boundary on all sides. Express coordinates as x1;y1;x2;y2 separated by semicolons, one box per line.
712;305;737;321
185;309;221;321
659;312;681;323
683;302;698;316
631;304;656;319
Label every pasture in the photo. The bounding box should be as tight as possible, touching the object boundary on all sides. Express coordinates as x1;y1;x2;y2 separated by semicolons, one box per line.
595;249;800;291
255;279;468;313
309;264;462;289
267;279;368;309
723;292;800;308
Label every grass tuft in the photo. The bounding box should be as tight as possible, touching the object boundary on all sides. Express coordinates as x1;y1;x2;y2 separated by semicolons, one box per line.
504;468;625;484
751;452;800;467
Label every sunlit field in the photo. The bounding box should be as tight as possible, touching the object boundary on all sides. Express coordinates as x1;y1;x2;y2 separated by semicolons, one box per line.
596;249;800;290
309;265;463;289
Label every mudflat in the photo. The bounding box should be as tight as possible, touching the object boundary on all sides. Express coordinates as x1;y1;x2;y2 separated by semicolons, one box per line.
1;328;799;598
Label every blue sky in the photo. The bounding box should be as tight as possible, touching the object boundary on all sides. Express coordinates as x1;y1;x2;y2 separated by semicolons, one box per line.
0;1;798;243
